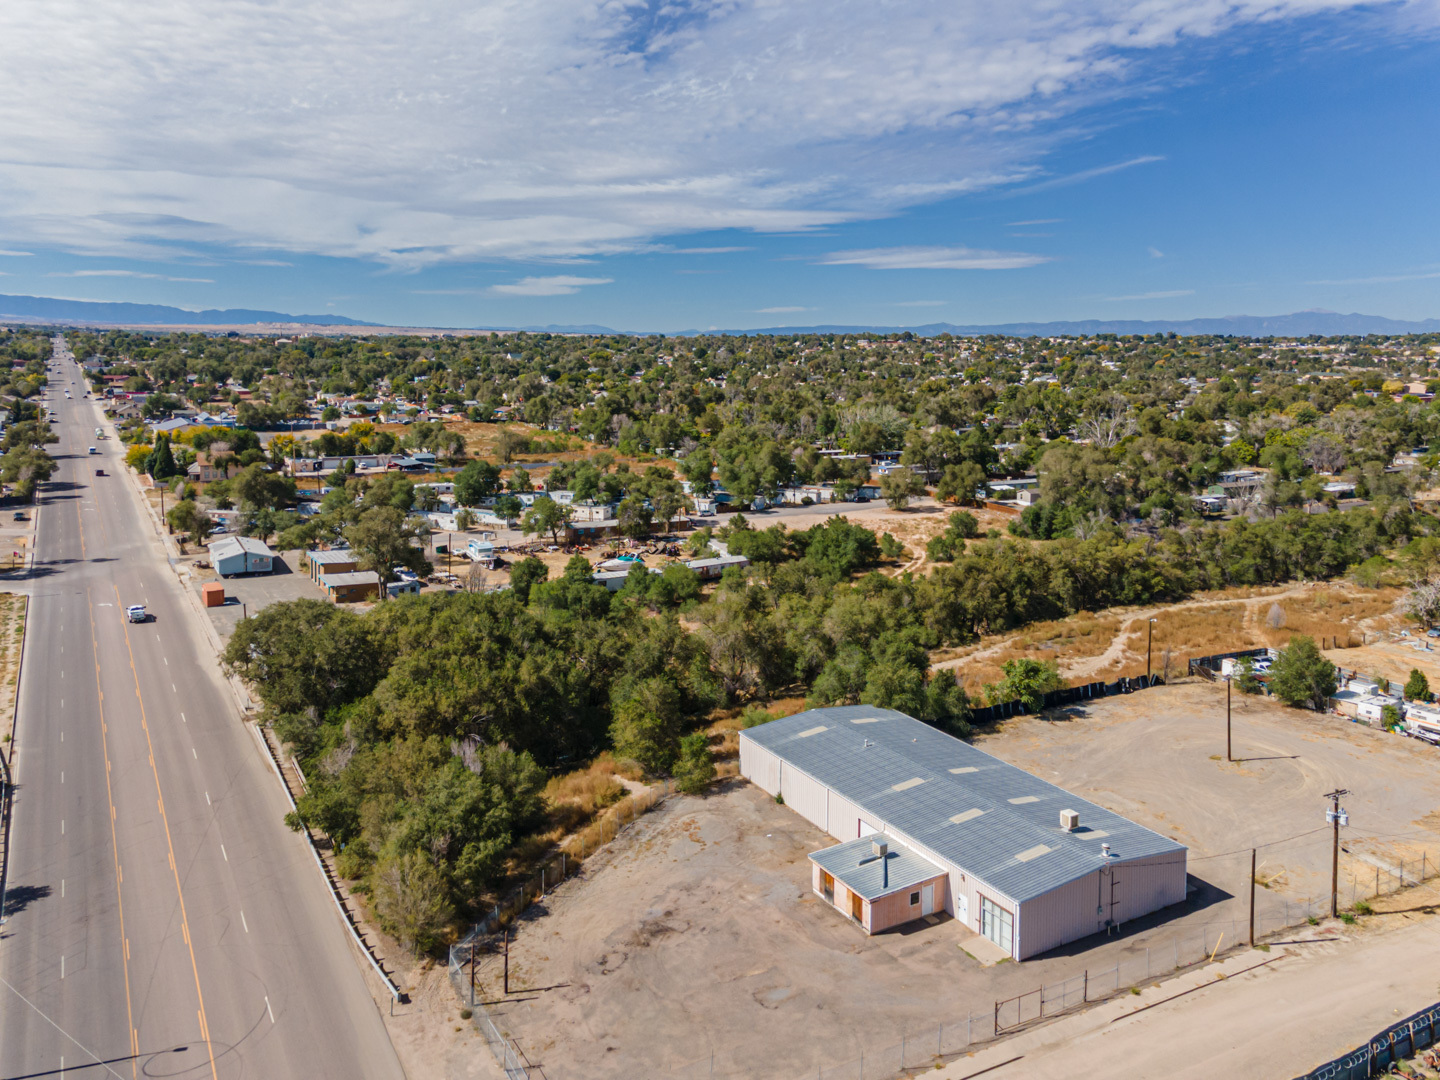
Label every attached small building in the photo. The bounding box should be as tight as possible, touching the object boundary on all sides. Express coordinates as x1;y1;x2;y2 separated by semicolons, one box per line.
209;536;274;577
321;570;381;603
306;548;359;585
740;706;1188;959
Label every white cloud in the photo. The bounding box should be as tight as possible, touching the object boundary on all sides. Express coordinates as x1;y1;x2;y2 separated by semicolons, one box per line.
1307;270;1440;285
895;300;948;306
1007;219;1062;227
819;246;1050;270
490;275;612;297
1009;156;1165;195
0;0;1388;265
757;306;811;313
49;268;213;283
1102;289;1194;300
0;249;33;257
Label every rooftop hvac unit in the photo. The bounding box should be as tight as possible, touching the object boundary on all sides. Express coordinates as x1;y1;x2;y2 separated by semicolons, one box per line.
872;840;888;859
1060;809;1079;832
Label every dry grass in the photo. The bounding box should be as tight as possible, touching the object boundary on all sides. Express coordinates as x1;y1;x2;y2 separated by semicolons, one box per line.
0;593;27;747
940;584;1401;698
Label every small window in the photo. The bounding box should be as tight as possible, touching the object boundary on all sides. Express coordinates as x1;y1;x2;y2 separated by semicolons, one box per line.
909;891;920;906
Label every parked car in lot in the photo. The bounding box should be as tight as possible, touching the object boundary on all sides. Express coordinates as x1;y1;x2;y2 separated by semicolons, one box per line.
12;511;26;521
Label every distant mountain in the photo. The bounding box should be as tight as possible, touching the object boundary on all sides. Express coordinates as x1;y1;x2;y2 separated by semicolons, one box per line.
727;311;1440;338
0;293;373;327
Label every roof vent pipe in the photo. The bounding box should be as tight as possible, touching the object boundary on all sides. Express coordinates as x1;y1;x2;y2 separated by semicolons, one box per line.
1101;843;1111;859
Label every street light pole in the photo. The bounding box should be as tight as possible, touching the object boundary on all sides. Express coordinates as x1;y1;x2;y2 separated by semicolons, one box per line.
1227;675;1232;762
1325;788;1349;919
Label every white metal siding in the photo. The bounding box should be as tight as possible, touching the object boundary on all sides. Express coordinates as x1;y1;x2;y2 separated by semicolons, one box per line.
1016;871;1104;960
779;763;829;833
826;790;866;842
1112;852;1188;924
739;739;781;796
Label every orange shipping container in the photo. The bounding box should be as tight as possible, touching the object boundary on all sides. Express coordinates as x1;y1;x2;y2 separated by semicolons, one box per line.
201;582;226;608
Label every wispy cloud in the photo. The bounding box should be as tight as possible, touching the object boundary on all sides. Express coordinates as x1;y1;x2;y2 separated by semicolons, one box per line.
1148;246;1165;258
1307;270;1440;285
895;300;948;307
665;247;752;255
0;249;33;257
1102;289;1194;301
48;268;213;282
1007;219;1061;227
490;275;612;297
0;2;1389;264
757;306;810;313
818;246;1049;271
1009;156;1164;195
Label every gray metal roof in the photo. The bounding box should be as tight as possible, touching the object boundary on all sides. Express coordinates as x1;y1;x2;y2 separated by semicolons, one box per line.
810;834;946;901
742;705;1186;904
208;535;274;559
308;549;357;566
321;571;381;587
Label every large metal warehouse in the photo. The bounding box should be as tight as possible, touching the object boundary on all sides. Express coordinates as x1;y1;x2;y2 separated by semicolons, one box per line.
739;705;1188;960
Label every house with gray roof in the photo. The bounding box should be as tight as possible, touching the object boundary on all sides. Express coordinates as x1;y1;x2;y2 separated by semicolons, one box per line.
740;706;1188;958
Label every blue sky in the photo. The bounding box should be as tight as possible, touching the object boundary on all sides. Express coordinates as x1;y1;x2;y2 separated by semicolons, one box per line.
0;1;1436;332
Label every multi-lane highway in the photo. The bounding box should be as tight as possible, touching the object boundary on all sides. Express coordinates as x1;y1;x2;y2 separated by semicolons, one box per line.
0;337;405;1079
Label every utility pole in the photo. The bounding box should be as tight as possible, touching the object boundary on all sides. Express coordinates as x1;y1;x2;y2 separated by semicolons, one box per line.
503;928;509;995
470;941;476;1006
1227;675;1233;762
1249;848;1256;946
1325;789;1349;919
1147;618;1156;683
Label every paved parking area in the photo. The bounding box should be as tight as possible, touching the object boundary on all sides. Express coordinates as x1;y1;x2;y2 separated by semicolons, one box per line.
186;548;326;642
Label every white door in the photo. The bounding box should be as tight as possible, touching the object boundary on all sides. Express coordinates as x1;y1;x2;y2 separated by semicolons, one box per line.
956;893;969;927
921;884;935;916
859;820;878;838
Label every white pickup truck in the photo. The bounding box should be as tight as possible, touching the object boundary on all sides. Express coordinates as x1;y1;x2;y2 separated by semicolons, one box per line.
126;605;148;623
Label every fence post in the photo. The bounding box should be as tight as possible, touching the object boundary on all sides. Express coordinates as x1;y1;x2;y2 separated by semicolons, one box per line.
1083;969;1088;1002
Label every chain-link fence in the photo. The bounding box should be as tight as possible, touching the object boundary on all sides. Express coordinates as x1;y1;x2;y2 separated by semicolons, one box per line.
447;780;676;1078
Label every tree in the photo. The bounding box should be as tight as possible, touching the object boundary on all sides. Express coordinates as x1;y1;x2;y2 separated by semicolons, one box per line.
1233;656;1264;695
372;849;454;957
617;496;654;540
1404;579;1440;629
680;446;715;496
167;499;212;545
232;463;294;511
1381;703;1403;731
520;497;572;544
508;556;548;604
344;505;431;590
454;459;502;506
454;507;476;531
1405;668;1431;702
936;461;987;504
987;658;1064;712
673;732;716;794
879;469;925;510
146;435;179;480
609;679;682;773
1268;635;1338;711
493;494;522;524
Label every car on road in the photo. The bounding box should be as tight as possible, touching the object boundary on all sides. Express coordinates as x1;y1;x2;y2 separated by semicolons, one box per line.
95;468;104;477
88;446;98;455
126;604;149;623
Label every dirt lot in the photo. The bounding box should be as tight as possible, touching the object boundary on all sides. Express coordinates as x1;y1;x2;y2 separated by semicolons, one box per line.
484;682;1440;1079
935;581;1401;696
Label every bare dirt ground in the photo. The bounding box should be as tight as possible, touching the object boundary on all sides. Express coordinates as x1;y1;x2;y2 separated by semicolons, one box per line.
937;883;1440;1080
1326;637;1440;691
979;682;1440;903
478;684;1440;1080
935;582;1401;696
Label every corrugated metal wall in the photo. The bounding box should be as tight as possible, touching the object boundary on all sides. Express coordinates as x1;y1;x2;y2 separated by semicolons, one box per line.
739;738;780;795
779;763;829;832
1015;850;1188;959
826;790;867;842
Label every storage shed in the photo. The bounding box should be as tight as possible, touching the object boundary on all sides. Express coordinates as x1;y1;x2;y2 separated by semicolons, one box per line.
740;706;1188;958
209;536;274;577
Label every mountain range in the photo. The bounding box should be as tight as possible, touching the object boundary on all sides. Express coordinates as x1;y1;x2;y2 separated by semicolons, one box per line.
1;293;1437;338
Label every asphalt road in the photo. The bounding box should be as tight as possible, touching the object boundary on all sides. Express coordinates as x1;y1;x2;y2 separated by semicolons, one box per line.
0;340;405;1079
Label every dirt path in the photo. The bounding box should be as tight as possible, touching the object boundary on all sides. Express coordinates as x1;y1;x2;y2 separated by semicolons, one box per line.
932;582;1362;681
936;892;1440;1080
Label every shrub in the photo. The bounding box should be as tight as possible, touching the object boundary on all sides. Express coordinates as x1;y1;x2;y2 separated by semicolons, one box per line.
673;732;716;794
1354;899;1373;915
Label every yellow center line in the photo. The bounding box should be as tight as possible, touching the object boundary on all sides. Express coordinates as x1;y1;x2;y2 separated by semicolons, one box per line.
112;583;220;1080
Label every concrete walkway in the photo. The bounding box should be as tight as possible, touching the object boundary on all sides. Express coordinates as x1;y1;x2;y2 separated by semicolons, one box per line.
936;909;1440;1080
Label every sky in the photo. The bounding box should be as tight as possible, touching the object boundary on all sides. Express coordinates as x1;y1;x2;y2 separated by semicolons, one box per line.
0;0;1437;332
